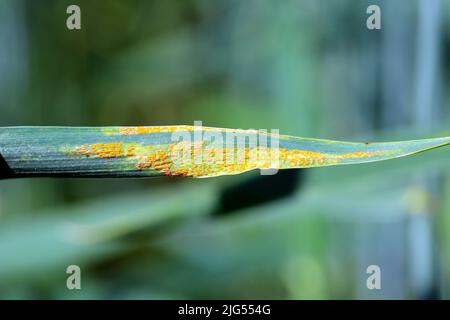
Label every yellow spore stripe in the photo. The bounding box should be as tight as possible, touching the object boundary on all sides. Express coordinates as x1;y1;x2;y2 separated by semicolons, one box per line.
104;126;367;144
103;126;262;136
75;142;125;158
118;126;191;135
71;140;392;178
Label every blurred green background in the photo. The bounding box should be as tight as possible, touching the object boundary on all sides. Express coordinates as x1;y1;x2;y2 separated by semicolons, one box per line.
0;0;450;299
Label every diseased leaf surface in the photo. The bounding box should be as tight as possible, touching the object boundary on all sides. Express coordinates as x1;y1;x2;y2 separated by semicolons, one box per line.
0;126;449;178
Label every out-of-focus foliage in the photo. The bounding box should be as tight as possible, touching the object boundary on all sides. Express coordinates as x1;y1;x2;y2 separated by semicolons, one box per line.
0;0;449;299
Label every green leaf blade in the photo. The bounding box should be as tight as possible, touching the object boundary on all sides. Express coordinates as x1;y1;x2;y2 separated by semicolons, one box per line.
0;126;448;179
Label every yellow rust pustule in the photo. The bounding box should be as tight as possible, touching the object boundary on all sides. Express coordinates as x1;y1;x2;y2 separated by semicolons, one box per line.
71;139;392;178
115;126;262;136
134;145;340;177
118;126;193;135
75;142;125;158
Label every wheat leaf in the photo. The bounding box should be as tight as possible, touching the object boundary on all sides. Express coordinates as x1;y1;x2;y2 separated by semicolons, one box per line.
0;126;448;179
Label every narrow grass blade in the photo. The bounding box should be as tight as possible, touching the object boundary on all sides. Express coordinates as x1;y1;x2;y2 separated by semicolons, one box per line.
0;126;448;179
